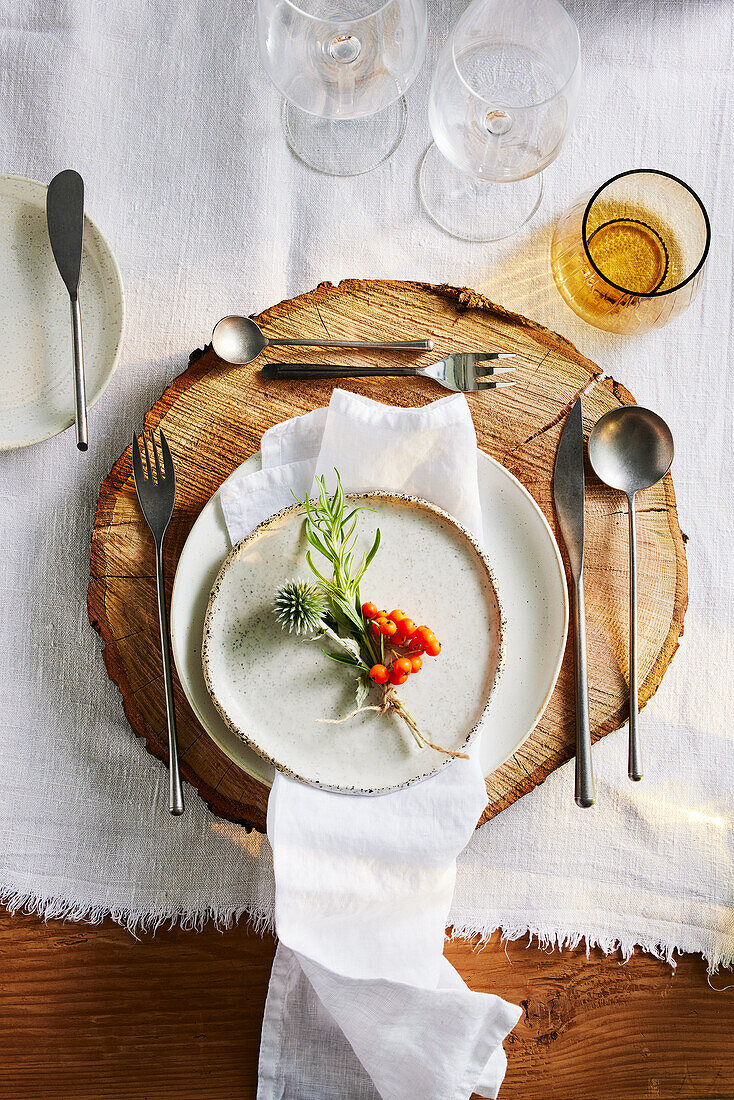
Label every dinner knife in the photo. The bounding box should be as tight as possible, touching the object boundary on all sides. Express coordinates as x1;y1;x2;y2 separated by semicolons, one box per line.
553;397;595;808
46;170;88;451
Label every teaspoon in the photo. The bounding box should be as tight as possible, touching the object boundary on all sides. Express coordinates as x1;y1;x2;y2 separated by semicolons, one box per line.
588;406;674;782
212;315;433;366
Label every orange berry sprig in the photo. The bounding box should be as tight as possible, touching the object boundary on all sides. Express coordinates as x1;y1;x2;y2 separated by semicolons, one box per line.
361;604;441;686
359;603;464;758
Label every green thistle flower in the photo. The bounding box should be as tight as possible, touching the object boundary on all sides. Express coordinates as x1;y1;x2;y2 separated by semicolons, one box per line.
274;580;328;635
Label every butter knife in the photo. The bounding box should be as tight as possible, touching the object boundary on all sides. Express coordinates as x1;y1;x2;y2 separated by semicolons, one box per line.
553;397;595;808
47;170;88;451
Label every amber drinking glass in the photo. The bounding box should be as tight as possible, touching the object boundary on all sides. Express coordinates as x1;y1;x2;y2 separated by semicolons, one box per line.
551;170;710;334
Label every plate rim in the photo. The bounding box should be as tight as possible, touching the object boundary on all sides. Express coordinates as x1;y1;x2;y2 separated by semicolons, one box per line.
486;458;568;772
0;173;126;451
170;449;569;793
200;490;507;795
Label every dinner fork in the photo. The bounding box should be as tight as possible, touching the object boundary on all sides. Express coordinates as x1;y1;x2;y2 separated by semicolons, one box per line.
261;351;517;393
131;428;184;816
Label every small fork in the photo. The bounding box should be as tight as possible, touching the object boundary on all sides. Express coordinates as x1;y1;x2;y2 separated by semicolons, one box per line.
131;428;184;816
261;351;517;393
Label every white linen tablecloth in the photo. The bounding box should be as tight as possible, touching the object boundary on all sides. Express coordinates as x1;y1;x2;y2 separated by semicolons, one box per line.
0;0;732;979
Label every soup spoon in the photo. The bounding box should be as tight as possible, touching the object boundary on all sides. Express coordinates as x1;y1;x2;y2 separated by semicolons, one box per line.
588;406;674;782
212;315;433;365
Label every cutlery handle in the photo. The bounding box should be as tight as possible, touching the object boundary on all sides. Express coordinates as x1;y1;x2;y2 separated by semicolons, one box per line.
155;545;185;816
628;495;642;781
573;574;595;808
266;338;432;350
70;297;88;451
263;363;421;379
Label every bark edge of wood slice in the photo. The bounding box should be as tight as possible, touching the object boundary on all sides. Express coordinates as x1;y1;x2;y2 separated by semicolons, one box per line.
88;279;688;832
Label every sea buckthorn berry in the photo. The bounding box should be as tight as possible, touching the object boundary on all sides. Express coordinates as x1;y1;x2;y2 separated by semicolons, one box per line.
395;618;417;645
370;619;384;635
408;636;425;654
380;618;398;636
410;655;423;673
394;657;413;677
378;610;388;618
414;625;436;646
362;602;378;620
388;609;406;624
424;637;441;657
369;664;389;684
389;666;409;686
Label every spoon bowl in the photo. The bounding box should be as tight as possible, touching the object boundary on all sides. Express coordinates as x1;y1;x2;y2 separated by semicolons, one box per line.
212;316;267;365
588;406;674;495
589;404;674;783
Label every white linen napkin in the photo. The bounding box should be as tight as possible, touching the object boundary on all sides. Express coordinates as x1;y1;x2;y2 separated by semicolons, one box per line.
220;389;521;1100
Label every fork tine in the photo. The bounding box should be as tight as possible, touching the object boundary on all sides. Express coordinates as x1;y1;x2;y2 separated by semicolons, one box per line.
474;352;516;362
159;429;175;486
131;433;143;487
476;378;518;388
150;429;163;482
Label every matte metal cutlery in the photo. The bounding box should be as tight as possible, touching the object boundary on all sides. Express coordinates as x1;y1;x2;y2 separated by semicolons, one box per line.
553;397;595;808
212;314;433;365
132;428;184;816
261;351;516;393
589;406;674;783
47;170;88;451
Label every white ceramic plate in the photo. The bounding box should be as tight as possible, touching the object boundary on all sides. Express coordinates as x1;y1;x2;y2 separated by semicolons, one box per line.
0;174;125;450
171;451;568;792
202;493;505;793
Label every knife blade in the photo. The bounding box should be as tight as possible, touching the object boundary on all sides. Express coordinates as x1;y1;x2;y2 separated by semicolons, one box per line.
553;397;595;807
47;170;88;451
553;396;585;579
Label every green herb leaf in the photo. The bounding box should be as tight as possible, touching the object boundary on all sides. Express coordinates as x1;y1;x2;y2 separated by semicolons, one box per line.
364;527;381;570
322;650;368;670
321;624;362;661
355;673;370;708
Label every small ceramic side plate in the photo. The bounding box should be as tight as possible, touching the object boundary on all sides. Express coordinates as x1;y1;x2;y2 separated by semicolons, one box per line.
202;493;504;794
0;174;124;451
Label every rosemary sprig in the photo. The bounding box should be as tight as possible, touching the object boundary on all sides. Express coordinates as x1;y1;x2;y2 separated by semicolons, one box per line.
295;471;381;667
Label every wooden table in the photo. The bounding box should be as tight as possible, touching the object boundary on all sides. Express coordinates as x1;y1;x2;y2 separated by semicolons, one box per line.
2;910;731;1098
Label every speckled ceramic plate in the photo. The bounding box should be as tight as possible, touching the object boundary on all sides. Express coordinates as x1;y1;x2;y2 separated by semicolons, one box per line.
170;450;568;793
201;493;504;793
0;174;125;450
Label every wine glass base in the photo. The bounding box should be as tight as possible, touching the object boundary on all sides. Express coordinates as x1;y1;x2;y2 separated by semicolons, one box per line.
419;143;543;242
282;98;408;177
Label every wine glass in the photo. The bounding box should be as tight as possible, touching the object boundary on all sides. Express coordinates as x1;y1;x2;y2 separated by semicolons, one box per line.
419;0;580;241
551;170;711;334
256;0;427;177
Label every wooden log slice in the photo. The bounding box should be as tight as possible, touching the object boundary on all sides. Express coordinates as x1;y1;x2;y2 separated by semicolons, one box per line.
88;280;687;831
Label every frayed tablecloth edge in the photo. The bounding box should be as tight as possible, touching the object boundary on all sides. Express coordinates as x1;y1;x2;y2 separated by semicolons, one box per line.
4;881;732;976
1;882;273;941
447;914;734;977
